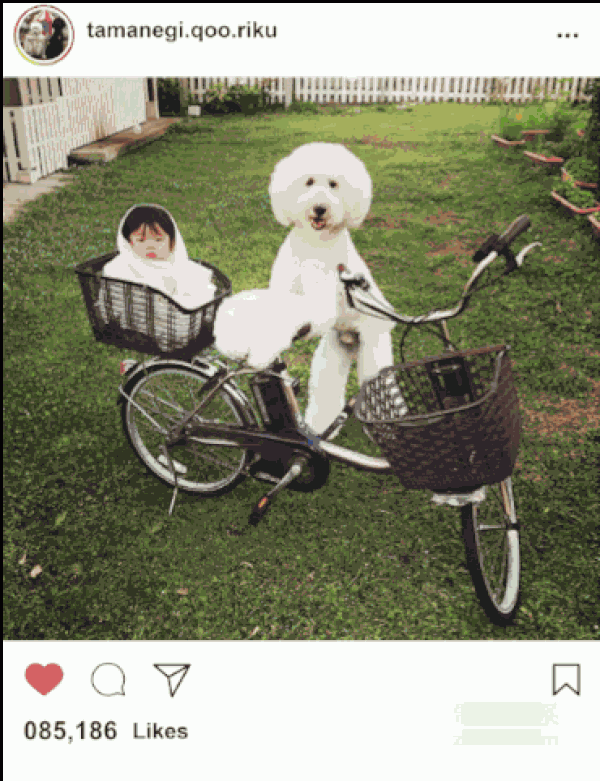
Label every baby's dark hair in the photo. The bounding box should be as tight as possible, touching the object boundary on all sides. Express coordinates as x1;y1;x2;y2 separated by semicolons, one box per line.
122;205;176;250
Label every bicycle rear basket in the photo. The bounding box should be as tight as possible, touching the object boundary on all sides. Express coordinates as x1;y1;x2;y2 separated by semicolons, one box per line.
355;344;521;491
74;252;232;360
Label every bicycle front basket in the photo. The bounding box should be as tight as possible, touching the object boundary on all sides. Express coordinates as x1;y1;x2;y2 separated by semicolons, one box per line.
74;252;232;360
355;344;521;491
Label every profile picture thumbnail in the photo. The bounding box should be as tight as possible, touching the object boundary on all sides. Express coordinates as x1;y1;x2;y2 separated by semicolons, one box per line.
15;5;74;65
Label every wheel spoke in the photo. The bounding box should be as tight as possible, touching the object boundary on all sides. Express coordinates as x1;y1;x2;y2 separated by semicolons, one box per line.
137;386;188;427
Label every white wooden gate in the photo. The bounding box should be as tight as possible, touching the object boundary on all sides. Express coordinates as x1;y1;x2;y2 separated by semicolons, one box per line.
3;78;147;183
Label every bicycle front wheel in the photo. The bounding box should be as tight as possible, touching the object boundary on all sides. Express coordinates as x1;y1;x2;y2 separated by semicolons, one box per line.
461;477;521;626
121;362;254;496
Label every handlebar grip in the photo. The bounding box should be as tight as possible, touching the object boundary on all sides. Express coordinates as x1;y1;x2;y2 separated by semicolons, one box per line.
497;214;531;250
472;234;500;264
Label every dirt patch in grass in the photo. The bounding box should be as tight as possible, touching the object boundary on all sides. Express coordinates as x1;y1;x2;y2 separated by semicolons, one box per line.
558;237;579;251
364;208;468;232
439;174;459;189
350;135;419;151
425;237;474;266
518;361;599;482
364;211;412;229
523;390;599;441
423;209;468;227
560;343;600;360
515;347;599;482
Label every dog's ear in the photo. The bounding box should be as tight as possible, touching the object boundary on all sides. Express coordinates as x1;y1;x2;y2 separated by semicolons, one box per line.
269;157;295;227
343;170;372;228
331;148;372;228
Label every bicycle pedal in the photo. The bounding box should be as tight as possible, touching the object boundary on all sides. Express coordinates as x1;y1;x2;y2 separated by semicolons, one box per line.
157;454;188;475
249;495;271;526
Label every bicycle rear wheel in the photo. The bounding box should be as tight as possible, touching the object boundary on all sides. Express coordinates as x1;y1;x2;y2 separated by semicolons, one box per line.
121;362;254;496
461;477;521;626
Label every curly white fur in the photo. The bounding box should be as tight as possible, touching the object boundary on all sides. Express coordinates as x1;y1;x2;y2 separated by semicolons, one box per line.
268;142;397;436
214;289;314;370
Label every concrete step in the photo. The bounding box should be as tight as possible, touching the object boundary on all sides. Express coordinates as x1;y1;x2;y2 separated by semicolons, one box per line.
68;118;181;163
3;118;182;223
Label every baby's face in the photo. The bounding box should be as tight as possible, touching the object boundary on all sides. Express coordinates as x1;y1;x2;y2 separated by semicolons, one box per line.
128;223;172;261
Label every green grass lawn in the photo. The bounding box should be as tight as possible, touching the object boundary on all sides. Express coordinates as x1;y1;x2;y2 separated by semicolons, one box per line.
4;101;599;640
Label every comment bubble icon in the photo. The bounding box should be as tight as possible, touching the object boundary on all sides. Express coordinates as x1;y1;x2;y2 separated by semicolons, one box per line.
91;663;126;696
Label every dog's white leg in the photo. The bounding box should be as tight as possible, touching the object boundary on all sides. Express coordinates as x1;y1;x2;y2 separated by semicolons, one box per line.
304;330;354;435
357;330;408;414
356;330;394;384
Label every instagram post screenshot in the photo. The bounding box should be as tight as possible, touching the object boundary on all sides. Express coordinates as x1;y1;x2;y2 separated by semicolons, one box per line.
3;3;599;778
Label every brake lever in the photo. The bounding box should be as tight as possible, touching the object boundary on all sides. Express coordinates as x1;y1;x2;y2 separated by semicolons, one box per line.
514;241;542;268
497;240;542;276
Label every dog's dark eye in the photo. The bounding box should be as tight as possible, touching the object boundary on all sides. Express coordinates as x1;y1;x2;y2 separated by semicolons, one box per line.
306;178;314;186
329;180;338;189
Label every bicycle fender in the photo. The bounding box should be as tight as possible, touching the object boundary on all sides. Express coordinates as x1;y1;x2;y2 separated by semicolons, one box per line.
116;357;163;405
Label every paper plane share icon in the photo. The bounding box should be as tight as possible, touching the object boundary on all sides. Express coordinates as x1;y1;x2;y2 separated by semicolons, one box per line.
154;664;191;697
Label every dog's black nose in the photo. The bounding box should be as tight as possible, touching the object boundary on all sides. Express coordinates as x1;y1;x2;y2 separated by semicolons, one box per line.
314;206;326;218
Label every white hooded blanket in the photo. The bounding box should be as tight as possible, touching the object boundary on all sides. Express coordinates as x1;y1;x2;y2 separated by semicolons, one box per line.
96;204;216;351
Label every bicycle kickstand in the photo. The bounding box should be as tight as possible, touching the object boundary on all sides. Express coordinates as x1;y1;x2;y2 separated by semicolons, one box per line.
248;455;308;526
159;442;180;516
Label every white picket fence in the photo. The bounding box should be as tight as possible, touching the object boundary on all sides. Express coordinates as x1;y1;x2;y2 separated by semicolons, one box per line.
182;76;594;107
5;76;593;184
3;78;147;183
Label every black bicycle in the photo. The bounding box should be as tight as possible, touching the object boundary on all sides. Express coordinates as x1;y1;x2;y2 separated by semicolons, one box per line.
76;215;541;626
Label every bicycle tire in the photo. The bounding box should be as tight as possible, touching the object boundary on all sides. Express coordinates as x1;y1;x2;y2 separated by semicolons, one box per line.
121;361;255;496
461;477;521;626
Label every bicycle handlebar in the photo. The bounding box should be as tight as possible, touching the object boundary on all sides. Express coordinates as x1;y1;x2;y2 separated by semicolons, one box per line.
337;214;540;328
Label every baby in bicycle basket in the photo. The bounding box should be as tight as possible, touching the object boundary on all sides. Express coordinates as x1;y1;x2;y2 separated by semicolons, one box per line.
96;204;217;349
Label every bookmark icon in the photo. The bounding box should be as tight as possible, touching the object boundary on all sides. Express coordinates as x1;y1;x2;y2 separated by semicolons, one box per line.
552;664;581;695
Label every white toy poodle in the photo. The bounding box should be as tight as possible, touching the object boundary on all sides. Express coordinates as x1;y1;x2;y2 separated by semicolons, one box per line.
268;141;403;437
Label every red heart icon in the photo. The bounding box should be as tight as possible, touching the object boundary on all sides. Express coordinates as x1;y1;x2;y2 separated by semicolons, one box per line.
25;664;64;695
